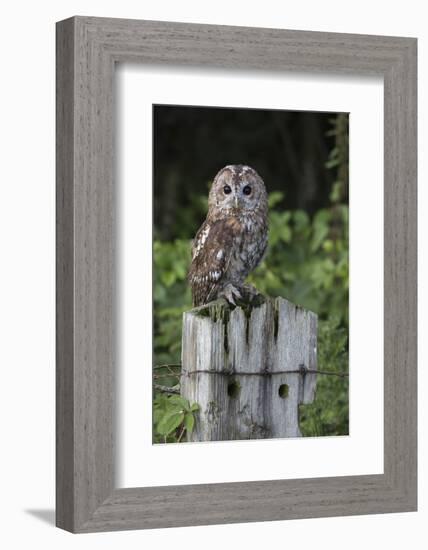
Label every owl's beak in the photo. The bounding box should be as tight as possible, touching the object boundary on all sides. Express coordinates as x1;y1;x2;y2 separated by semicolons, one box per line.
234;195;239;209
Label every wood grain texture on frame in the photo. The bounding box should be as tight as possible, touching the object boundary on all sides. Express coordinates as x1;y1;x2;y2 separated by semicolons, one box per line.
56;16;417;533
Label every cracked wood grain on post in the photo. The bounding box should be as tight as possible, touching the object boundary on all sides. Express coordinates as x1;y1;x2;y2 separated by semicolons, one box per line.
181;297;317;441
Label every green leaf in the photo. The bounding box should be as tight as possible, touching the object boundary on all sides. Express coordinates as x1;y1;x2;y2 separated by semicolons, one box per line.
190;403;199;412
322;239;334;253
167;395;189;410
311;210;331;252
154;284;167;303
329;181;342;203
184;412;195;434
311;225;328;252
325;158;339;169
161;271;176;287
157;411;184;436
293;210;310;232
268;191;284;208
280;224;292;243
153;407;164;424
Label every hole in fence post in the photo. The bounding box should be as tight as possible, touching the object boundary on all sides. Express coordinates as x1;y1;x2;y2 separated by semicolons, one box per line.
227;380;240;398
278;384;289;398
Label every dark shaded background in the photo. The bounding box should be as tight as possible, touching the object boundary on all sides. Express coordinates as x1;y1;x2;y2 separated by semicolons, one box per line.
153;105;346;239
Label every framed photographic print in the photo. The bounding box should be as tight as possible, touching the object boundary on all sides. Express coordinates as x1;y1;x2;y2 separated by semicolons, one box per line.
56;16;417;532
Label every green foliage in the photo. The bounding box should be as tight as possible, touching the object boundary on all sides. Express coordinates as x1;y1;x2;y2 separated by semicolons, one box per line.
153;115;349;439
246;204;349;329
299;317;349;436
153;394;199;443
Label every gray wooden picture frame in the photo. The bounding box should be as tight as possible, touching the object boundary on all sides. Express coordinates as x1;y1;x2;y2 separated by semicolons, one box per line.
56;16;417;533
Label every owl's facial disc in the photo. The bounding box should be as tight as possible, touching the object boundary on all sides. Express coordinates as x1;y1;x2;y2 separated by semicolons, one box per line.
208;164;267;217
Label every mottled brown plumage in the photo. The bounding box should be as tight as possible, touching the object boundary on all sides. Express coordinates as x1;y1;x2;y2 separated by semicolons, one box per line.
188;165;268;306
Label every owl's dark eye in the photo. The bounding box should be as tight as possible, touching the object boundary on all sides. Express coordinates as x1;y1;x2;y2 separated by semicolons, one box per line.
243;185;252;196
223;185;232;194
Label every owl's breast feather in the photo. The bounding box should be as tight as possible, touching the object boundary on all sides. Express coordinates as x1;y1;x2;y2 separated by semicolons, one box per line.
226;214;267;279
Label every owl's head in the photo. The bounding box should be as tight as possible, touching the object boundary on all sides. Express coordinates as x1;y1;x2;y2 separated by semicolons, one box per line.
208;165;267;218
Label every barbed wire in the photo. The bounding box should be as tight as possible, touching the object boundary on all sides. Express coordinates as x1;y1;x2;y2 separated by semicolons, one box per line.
154;364;348;379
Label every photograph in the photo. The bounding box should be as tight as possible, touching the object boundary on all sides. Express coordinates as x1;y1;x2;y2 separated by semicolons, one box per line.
152;104;349;443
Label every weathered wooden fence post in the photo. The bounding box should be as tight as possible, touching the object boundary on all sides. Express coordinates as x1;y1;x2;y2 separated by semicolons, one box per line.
181;296;317;442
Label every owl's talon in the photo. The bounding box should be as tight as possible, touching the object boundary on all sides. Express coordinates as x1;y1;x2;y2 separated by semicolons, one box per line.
221;284;242;306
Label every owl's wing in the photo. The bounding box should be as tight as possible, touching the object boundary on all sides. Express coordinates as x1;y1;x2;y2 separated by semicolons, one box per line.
188;218;237;306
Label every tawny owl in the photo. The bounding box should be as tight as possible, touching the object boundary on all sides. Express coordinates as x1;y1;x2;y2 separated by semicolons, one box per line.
188;164;268;307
